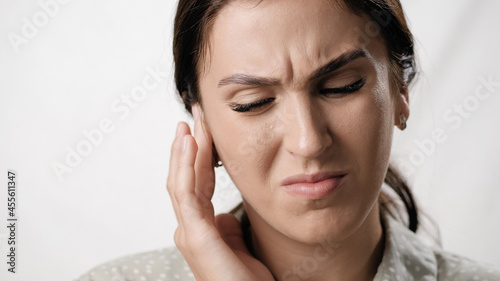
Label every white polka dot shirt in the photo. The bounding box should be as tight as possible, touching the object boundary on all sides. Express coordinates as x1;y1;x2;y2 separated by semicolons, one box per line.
76;214;500;281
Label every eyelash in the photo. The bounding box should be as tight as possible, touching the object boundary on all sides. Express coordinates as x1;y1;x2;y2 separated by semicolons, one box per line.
319;78;366;95
231;98;276;113
231;78;366;113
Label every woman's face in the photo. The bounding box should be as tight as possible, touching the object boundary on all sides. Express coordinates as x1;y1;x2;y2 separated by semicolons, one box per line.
197;0;408;244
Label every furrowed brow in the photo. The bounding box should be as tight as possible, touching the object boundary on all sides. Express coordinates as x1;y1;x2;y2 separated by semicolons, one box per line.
308;49;368;81
217;49;367;88
218;73;280;88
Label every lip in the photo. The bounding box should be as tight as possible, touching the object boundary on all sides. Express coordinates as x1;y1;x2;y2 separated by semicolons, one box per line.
280;171;347;199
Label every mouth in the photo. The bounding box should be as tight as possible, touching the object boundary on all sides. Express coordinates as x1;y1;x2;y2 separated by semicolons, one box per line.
280;171;347;200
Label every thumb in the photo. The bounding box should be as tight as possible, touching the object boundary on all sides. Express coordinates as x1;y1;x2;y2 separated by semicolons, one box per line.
215;213;251;254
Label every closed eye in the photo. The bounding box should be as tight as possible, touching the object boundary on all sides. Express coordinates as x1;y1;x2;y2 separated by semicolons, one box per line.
230;78;366;113
231;97;275;113
319;78;366;95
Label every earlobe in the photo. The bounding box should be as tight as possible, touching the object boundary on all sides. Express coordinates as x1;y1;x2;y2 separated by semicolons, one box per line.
399;114;407;130
212;144;223;168
396;86;410;130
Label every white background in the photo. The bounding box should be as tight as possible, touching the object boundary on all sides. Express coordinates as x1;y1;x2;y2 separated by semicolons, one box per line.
1;0;499;280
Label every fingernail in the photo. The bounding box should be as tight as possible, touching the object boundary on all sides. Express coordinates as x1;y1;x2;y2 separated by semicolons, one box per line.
176;123;182;137
182;135;188;151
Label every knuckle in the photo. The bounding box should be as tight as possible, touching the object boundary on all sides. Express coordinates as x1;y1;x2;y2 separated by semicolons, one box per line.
173;228;182;246
166;176;175;195
173;186;188;202
174;228;190;254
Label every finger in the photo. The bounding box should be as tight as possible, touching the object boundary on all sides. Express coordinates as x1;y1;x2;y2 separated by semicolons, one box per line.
192;104;216;201
215;214;250;254
167;122;192;222
175;134;206;221
168;122;191;191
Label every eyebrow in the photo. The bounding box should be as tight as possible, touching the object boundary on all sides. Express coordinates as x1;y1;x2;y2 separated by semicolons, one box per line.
308;49;367;80
217;49;367;88
218;73;280;88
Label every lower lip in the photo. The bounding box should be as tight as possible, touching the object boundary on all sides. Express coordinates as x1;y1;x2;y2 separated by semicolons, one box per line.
281;176;345;200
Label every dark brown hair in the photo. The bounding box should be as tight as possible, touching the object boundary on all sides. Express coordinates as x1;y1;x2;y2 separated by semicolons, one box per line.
173;0;419;232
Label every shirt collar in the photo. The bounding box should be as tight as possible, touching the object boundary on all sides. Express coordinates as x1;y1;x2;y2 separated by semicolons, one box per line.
374;212;438;281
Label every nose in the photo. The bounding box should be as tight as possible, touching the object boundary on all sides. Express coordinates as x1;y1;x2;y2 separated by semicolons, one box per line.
279;95;333;160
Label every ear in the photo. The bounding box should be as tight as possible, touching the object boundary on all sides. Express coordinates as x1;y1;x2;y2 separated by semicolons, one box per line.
194;103;210;131
193;103;222;167
395;85;410;130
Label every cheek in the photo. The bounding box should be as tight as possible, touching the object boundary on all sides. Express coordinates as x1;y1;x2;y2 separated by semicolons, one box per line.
210;116;279;192
343;81;394;179
370;70;396;159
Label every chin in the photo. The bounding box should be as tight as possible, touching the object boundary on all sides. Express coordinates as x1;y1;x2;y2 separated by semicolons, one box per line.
279;208;366;246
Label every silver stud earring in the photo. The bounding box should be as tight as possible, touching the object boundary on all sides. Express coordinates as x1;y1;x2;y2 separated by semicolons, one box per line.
400;114;407;130
212;154;223;168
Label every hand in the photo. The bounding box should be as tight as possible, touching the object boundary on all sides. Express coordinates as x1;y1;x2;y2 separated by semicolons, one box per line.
166;104;275;281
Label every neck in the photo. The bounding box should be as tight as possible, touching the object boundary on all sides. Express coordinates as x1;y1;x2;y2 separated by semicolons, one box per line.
244;205;384;281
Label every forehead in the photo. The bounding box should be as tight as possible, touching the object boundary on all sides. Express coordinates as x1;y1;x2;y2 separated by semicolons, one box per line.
201;0;381;83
